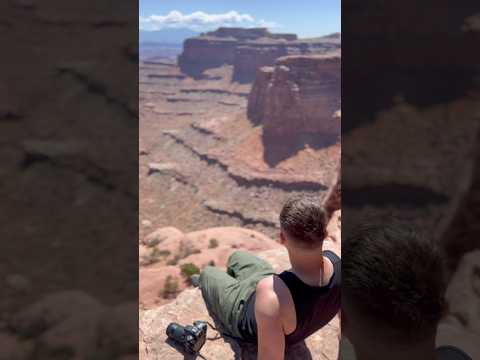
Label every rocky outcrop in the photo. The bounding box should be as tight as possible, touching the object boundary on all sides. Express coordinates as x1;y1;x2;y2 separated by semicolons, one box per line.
141;285;339;360
233;43;289;82
178;27;340;81
140;210;341;309
248;54;341;140
140;214;341;360
140;227;281;309
178;37;237;78
233;40;340;82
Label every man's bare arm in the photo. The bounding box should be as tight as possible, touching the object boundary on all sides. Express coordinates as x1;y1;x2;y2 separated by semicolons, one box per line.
255;278;285;360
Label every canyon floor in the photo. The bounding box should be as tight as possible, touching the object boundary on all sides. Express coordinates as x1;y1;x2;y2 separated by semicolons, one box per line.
139;52;340;308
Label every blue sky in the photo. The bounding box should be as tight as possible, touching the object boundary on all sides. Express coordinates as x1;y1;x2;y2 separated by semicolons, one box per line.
139;0;340;38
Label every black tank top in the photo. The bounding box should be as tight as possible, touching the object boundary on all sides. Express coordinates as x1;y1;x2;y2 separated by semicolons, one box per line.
238;250;341;345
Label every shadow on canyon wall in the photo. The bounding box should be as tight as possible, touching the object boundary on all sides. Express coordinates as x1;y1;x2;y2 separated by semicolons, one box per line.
262;132;339;168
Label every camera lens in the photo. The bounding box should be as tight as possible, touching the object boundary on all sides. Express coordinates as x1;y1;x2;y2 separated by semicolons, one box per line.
166;322;186;342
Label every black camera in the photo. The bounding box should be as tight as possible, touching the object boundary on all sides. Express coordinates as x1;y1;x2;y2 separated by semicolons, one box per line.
166;320;208;353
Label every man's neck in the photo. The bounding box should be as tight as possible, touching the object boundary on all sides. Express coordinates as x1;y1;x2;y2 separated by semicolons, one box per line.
287;246;332;286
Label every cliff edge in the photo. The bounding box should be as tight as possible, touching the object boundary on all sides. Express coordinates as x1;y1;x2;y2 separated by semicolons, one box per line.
178;27;340;82
140;212;341;360
248;54;341;141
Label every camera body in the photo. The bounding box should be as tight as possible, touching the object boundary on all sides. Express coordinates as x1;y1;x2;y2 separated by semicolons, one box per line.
166;320;208;353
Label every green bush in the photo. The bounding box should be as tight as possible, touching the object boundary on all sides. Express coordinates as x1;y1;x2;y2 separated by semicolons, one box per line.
180;263;200;281
208;238;219;249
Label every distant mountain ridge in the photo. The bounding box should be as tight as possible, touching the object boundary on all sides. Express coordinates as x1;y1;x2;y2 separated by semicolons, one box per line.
140;29;199;45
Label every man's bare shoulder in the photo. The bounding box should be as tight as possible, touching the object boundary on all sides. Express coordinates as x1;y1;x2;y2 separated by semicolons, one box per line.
255;276;291;316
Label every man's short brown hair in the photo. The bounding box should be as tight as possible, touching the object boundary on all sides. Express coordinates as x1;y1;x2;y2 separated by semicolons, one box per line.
343;217;447;343
279;196;328;248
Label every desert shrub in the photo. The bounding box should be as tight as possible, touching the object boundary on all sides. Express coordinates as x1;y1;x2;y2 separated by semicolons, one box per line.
180;263;200;282
208;238;219;249
161;275;179;299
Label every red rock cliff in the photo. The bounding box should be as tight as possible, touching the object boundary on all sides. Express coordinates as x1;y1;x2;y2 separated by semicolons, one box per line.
177;37;237;78
248;54;341;140
177;27;340;81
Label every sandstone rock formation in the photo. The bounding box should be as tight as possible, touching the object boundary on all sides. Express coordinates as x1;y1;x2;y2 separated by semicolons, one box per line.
140;213;341;360
232;38;339;83
248;54;341;142
178;27;340;82
178;37;237;78
140;287;339;360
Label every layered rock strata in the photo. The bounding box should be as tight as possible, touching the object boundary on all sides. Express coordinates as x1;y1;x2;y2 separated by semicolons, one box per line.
178;27;340;81
248;54;341;140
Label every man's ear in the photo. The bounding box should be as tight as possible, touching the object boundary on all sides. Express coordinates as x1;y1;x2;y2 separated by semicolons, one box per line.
279;230;286;245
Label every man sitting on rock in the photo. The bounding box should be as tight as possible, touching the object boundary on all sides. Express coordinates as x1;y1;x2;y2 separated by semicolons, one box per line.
192;196;341;359
342;218;473;360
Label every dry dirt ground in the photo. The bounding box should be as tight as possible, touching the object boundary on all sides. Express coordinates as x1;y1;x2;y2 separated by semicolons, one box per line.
139;53;340;308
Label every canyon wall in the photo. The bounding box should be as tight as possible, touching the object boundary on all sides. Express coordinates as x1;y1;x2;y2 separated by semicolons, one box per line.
177;38;237;78
233;40;340;82
178;27;340;81
248;54;341;140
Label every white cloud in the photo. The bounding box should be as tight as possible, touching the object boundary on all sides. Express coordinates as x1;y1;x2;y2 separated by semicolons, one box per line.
140;10;280;31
